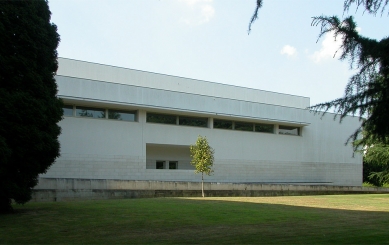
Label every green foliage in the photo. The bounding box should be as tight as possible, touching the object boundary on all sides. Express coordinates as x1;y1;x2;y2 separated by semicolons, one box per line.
249;0;389;151
108;111;122;120
99;111;122;119
362;182;376;187
357;133;389;186
190;136;214;176
364;140;389;185
79;110;94;117
363;160;384;186
214;119;233;129
0;0;62;212
190;136;214;197
310;16;389;150
364;141;389;165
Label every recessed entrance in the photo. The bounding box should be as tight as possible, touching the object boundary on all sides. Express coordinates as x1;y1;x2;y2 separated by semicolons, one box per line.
146;144;194;170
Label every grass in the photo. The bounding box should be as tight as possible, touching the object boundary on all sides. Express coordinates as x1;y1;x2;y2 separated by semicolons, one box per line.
363;181;389;188
1;194;389;244
363;182;377;187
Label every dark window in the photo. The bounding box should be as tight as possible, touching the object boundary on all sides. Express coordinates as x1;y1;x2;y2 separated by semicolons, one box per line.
214;119;233;129
156;161;165;169
63;105;73;116
108;109;136;121
179;116;208;127
279;125;300;136
76;106;105;118
147;113;176;125
255;123;274;133
169;161;178;169
235;122;253;132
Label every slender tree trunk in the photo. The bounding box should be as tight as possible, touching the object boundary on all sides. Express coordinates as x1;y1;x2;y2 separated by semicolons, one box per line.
202;172;204;197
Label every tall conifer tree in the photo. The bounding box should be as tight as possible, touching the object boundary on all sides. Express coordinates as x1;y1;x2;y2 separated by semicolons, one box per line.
0;0;62;212
249;0;389;150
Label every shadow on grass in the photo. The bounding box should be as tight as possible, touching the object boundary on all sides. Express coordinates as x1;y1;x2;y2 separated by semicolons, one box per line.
1;195;389;244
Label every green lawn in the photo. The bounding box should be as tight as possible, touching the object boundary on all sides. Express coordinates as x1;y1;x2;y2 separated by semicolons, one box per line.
1;195;389;244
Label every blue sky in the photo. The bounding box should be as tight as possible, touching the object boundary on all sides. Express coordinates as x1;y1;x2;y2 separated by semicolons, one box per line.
48;0;387;106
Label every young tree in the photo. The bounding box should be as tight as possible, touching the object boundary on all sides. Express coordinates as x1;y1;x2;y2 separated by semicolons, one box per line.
0;0;62;212
249;0;389;151
190;136;215;197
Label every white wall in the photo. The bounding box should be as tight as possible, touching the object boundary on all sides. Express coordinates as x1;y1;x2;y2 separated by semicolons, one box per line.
43;108;362;186
57;58;310;109
146;144;193;170
57;76;309;126
44;58;362;186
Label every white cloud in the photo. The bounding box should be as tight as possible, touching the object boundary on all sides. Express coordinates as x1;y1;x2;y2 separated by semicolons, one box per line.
178;0;215;25
310;31;343;63
200;4;214;23
280;45;297;56
309;26;361;63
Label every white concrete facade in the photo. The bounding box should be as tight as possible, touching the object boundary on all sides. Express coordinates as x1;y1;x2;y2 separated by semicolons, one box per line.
40;58;363;186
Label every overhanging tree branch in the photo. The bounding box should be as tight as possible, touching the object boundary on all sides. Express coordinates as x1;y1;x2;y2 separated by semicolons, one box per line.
248;0;388;151
310;15;389;150
343;0;389;15
248;0;263;34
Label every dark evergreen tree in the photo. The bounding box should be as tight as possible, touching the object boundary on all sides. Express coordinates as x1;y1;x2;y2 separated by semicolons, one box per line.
249;0;389;151
357;134;389;186
0;0;62;212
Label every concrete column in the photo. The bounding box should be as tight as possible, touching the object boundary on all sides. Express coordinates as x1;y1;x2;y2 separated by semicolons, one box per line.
138;110;147;123
209;117;214;129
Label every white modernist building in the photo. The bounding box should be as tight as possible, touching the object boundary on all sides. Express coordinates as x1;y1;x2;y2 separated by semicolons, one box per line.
41;58;363;186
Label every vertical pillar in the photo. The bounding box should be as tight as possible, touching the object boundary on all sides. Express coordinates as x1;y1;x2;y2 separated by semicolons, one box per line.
209;117;214;129
72;105;76;116
138;110;147;123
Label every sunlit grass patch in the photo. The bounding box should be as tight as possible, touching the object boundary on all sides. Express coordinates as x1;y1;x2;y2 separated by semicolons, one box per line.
1;194;389;244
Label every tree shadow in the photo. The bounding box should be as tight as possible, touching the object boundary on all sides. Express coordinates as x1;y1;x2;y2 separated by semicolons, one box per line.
1;196;389;244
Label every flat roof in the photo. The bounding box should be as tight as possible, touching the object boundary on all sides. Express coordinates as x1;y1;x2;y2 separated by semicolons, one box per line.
57;58;310;109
